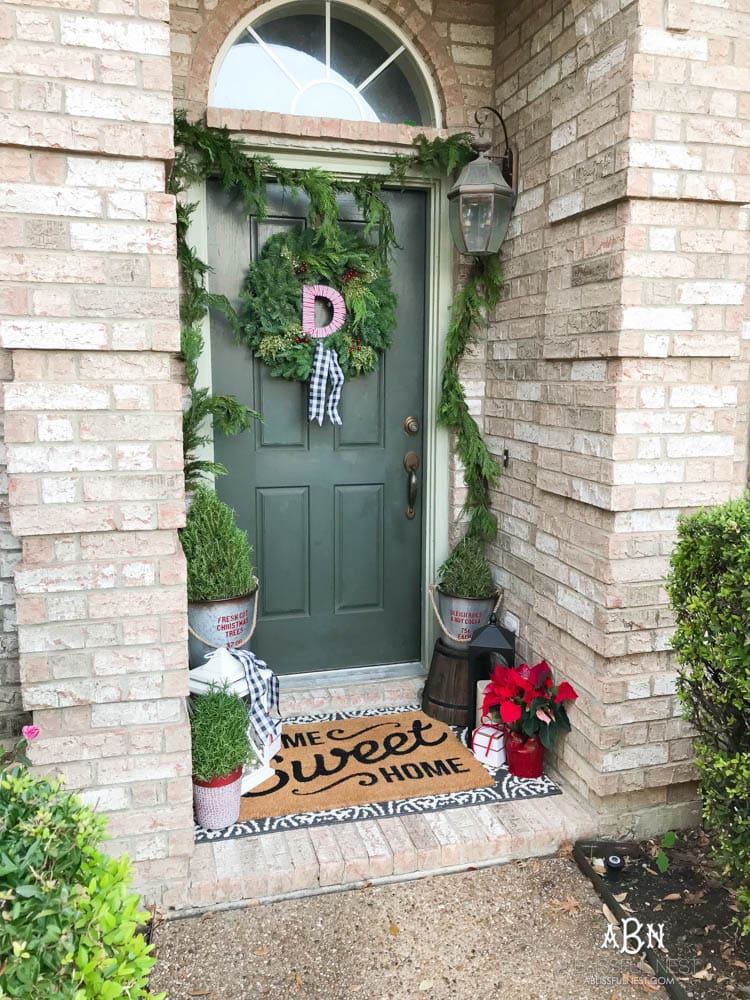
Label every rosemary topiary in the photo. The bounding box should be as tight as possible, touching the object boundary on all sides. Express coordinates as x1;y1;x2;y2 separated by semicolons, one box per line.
181;485;256;602
438;535;495;599
190;686;255;782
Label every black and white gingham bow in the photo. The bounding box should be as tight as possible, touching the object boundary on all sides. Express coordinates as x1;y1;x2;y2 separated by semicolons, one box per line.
308;342;344;425
227;648;280;748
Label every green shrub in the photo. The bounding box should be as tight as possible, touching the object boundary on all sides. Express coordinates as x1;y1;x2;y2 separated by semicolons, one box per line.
190;687;255;782
666;494;750;934
181;484;256;602
438;535;495;599
0;766;163;1000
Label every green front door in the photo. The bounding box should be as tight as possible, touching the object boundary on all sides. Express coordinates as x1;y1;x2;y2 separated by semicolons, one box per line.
207;183;426;674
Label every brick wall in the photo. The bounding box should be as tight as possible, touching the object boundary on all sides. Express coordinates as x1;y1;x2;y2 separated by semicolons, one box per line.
490;0;749;834
0;0;194;904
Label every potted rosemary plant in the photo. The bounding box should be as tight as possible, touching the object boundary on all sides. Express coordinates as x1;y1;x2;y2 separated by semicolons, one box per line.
430;535;500;649
190;686;256;829
180;484;258;668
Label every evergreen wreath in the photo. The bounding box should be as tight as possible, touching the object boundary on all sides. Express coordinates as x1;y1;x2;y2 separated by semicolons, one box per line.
238;226;396;382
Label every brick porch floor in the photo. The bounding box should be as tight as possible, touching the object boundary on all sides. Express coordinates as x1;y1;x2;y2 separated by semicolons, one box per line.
179;671;598;912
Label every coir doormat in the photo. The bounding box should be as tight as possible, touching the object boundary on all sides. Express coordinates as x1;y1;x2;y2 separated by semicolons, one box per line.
195;706;562;843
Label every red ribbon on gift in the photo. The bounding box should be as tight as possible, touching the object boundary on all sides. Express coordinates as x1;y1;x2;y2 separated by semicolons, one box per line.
471;719;504;755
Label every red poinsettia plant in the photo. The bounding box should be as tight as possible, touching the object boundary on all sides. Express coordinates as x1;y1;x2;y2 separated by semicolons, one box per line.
481;660;578;750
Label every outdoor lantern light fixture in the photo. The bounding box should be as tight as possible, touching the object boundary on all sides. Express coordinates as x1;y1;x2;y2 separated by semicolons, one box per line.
448;106;518;257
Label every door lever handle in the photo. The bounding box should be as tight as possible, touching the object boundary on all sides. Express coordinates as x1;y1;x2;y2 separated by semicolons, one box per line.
404;451;420;520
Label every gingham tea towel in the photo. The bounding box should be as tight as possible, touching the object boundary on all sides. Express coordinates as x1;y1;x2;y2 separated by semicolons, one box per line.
308;342;344;426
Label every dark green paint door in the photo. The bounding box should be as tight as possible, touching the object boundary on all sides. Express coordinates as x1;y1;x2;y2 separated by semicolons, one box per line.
207;183;426;674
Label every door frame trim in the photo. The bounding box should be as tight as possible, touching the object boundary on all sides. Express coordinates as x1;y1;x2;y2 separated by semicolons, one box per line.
187;147;452;672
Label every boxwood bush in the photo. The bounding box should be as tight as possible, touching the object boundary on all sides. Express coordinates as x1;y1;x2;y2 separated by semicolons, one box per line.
0;764;163;999
666;494;750;935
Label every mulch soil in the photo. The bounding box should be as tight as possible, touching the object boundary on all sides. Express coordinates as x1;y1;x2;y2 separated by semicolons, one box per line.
577;829;750;998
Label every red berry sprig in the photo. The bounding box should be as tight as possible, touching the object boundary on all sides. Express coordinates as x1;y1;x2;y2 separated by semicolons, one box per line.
294;260;308;274
294;335;311;345
342;268;360;284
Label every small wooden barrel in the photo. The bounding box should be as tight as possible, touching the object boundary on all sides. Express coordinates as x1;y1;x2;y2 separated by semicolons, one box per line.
422;638;482;727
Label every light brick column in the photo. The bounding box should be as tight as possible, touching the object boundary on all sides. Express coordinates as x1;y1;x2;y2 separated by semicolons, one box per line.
491;0;750;834
0;0;194;904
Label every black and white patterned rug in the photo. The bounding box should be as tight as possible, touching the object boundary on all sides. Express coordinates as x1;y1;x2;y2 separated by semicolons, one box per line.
195;705;561;843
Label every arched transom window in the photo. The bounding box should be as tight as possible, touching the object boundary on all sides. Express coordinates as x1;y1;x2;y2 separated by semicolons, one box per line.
210;0;439;126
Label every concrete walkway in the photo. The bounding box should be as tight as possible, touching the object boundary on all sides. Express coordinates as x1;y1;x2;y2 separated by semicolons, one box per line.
152;856;664;999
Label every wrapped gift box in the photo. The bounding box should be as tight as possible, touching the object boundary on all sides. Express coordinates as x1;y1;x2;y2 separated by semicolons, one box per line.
471;723;506;768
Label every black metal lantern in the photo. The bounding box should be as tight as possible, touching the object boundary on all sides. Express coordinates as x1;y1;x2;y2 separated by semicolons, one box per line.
448;106;517;257
467;613;516;724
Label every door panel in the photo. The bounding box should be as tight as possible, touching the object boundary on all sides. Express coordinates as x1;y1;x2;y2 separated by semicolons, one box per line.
256;373;309;449
256;487;310;618
335;367;384;448
334;484;384;612
207;183;426;674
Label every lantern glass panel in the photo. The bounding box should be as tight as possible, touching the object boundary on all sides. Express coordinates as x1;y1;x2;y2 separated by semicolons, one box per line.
460;193;494;254
489;191;514;254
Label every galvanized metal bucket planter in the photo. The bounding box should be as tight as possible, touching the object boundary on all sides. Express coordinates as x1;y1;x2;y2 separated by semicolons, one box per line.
429;584;502;651
187;589;258;669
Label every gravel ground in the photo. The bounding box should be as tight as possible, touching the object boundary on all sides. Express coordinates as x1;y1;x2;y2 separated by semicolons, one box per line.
152;856;665;1000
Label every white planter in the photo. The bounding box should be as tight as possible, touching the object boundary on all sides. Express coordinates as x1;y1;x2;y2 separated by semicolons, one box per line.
192;766;243;830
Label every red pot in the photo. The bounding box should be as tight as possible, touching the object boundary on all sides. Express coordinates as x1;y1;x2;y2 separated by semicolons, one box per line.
505;732;544;779
192;765;243;789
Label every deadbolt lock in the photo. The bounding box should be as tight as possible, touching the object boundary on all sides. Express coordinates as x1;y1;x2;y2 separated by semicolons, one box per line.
403;415;420;436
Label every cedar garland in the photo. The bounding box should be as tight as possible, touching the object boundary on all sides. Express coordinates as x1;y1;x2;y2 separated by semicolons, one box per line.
172;113;501;538
438;255;503;540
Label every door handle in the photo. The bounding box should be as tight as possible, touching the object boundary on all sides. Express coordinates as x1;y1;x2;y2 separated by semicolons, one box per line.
404;451;420;520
